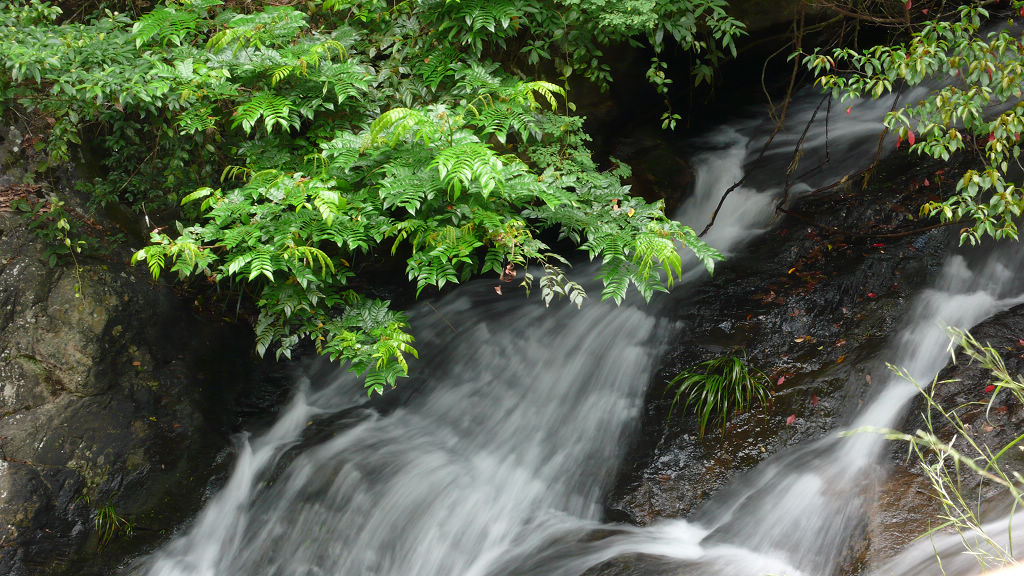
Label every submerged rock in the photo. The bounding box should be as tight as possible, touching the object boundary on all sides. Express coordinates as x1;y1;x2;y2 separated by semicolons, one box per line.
0;208;281;575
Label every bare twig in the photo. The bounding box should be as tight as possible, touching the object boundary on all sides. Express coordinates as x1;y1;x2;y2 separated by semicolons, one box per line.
426;301;456;333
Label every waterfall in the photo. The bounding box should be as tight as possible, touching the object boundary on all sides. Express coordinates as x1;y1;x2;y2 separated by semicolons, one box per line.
131;86;1020;576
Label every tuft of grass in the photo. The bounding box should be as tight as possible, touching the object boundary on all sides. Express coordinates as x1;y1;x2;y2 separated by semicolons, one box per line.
666;351;771;437
95;504;133;549
866;328;1024;571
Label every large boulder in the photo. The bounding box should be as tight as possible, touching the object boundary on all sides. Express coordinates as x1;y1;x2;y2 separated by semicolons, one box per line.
0;203;280;575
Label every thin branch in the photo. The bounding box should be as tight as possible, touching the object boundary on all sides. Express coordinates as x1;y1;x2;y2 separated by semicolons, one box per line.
777;93;829;212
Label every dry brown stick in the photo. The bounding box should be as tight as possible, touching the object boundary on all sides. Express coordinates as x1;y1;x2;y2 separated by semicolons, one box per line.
861;84;904;189
699;5;806;238
776;93;829;212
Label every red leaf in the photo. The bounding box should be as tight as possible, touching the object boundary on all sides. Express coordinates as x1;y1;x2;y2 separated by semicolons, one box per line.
867;292;877;298
846;106;852;115
985;384;996;393
896;136;903;149
921;8;928;14
907;130;916;146
777;375;786;386
989;132;996;142
811;394;819;407
923;178;930;186
872;243;885;247
905;0;911;10
786;414;797;426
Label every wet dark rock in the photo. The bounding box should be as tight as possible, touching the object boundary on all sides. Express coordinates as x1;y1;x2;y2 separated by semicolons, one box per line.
860;304;1024;571
0;201;284;575
605;155;955;529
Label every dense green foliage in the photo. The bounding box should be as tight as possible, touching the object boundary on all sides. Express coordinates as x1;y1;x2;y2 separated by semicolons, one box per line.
665;351;771;436
0;0;741;393
801;1;1024;246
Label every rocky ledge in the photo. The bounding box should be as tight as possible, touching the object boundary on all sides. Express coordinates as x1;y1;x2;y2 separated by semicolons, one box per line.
0;204;281;575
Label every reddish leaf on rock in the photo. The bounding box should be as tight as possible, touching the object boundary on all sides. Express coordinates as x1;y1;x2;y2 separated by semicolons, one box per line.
923;178;930;186
836;355;846;364
494;285;503;295
777;375;786;386
786;414;797;426
921;8;928;14
811;394;819;407
872;243;885;247
867;292;877;298
985;384;996;393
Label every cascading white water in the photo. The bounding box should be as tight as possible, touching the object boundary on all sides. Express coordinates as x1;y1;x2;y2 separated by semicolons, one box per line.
132;87;1019;576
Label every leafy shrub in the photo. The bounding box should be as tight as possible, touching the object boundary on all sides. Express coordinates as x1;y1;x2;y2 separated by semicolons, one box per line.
0;0;742;394
666;351;771;437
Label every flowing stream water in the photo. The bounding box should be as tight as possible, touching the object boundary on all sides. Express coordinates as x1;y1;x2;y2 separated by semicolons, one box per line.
132;89;1023;576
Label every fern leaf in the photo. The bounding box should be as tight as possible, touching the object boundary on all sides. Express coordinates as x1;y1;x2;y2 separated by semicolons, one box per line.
232;93;297;135
432;142;503;198
132;7;201;48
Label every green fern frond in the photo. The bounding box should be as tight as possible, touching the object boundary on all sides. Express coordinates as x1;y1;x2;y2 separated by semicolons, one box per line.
207;6;309;53
318;61;370;104
453;60;503;94
539;264;587;308
132;7;201;48
432;142;503;198
414;46;460;90
176;105;218;135
364;107;439;149
232;93;298;134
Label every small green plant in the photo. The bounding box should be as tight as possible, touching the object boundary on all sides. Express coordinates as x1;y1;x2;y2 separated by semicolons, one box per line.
95;503;133;549
665;351;771;437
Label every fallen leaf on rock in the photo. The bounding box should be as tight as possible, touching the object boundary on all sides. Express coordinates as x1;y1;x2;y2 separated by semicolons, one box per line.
836;355;845;364
867;292;877;298
811;394;819;407
777;375;786;386
985;384;996;393
786;414;797;426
